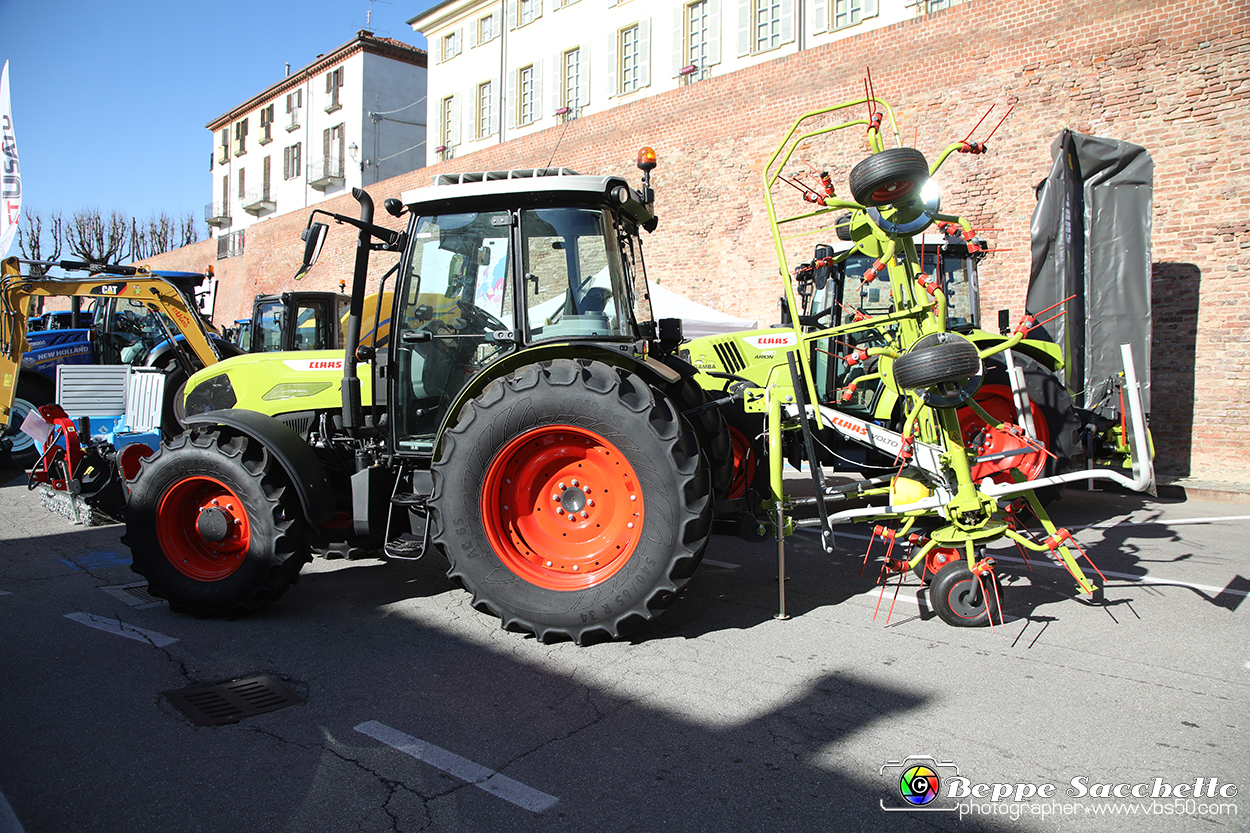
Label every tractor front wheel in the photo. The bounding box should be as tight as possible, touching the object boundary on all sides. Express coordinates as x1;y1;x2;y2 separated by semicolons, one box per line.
122;427;311;616
431;359;712;644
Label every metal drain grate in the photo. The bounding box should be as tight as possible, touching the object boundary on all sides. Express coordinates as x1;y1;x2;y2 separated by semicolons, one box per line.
165;675;304;726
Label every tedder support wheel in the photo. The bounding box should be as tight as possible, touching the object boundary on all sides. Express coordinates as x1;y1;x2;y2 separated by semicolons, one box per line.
122;427;312;617
848;147;930;207
430;358;713;644
892;333;981;392
929;563;1003;627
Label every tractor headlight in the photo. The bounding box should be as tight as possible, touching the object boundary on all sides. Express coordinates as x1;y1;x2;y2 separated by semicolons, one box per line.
262;381;333;402
183;373;237;417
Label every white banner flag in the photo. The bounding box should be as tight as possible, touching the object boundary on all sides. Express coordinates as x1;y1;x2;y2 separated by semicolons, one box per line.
0;61;20;258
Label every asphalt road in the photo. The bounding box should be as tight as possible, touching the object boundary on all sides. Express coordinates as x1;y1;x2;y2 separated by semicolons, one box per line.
0;471;1246;833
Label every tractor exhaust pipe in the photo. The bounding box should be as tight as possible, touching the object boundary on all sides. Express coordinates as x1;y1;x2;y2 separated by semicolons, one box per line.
342;188;374;437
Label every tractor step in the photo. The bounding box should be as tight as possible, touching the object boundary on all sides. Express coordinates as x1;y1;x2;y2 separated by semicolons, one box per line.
384;535;425;560
391;492;427;510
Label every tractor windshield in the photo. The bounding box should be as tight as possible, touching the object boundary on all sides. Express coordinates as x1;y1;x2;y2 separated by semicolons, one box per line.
392;210;516;453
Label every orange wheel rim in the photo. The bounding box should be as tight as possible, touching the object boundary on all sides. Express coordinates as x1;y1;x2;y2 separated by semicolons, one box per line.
156;476;251;581
481;425;643;591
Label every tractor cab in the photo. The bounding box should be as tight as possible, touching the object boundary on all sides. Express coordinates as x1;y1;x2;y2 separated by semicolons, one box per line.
389;168;658;455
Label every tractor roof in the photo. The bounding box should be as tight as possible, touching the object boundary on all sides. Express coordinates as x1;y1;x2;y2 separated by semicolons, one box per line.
400;167;646;218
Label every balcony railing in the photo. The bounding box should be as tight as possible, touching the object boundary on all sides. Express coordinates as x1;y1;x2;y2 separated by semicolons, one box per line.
242;184;276;215
216;230;245;260
204;201;231;228
308;156;345;191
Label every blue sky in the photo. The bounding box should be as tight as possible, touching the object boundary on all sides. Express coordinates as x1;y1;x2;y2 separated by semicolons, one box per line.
0;0;438;245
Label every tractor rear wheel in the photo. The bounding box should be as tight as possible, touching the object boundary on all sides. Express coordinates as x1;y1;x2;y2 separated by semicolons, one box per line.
666;374;733;500
122;427;312;616
430;359;712;644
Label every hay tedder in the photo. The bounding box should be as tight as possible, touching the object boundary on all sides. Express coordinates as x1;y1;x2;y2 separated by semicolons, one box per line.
685;95;1154;625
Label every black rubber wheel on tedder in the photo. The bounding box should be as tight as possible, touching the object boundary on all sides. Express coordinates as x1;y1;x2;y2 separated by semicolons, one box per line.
122;426;312;617
929;562;1003;627
848;147;931;207
892;333;982;391
430;358;712;644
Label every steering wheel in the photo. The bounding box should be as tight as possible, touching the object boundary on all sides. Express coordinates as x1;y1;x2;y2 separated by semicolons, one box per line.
451;299;507;334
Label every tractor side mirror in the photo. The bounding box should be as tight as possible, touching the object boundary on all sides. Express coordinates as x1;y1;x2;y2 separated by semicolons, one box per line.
812;244;834;290
293;223;329;281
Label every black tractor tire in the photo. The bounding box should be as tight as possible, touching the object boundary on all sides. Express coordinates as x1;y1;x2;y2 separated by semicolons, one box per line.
892;334;981;391
1;377;52;470
430;358;712;644
122;426;312;617
929;563;1003;627
848;147;930;207
666;374;733;501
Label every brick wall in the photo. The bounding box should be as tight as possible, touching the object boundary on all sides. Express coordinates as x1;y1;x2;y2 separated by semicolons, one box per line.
147;0;1250;481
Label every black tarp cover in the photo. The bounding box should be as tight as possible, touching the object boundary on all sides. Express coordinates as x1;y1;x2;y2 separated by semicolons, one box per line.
1028;130;1153;415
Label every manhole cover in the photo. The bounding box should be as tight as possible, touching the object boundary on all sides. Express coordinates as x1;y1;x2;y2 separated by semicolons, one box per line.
165;675;304;726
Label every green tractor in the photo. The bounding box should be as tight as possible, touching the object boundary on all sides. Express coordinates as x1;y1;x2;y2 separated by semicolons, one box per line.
121;153;729;644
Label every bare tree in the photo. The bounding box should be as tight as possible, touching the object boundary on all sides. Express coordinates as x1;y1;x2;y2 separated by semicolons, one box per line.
16;209;63;277
66;208;128;265
178;211;199;249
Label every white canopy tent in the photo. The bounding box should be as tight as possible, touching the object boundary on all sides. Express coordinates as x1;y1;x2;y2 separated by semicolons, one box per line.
646;282;758;338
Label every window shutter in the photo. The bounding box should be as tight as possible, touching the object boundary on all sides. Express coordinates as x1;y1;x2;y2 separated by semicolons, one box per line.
575;43;589;109
812;0;827;33
532;59;543;120
606;30;618;99
534;0;543;20
638;19;651;88
506;0;518;29
780;0;794;45
708;0;722;64
469;21;478;48
507;69;518;128
737;0;752;56
489;77;500;135
283;146;290;179
672;6;685;77
455;28;464;56
551;53;562;113
451;95;461;146
863;0;878;18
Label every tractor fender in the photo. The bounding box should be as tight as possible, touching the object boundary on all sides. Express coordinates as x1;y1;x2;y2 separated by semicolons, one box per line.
965;331;1064;372
183;408;336;525
437;343;683;447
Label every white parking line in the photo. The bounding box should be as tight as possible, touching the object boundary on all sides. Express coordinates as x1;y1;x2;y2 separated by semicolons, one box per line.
63;612;178;647
701;558;740;569
354;720;559;814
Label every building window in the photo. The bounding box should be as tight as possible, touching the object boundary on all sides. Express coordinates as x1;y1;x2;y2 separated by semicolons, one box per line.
561;47;582;114
620;24;641;94
477;81;495;138
832;0;860;28
325;68;343;112
324;124;344;173
283;143;302;180
286;89;303;131
237;168;246;200
477;14;497;43
218;128;229;164
259;104;274;144
234;118;248;156
442;30;461;61
441;95;457;151
519;0;541;26
554;0;578;7
685;0;712;80
517;65;536;126
754;0;782;52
